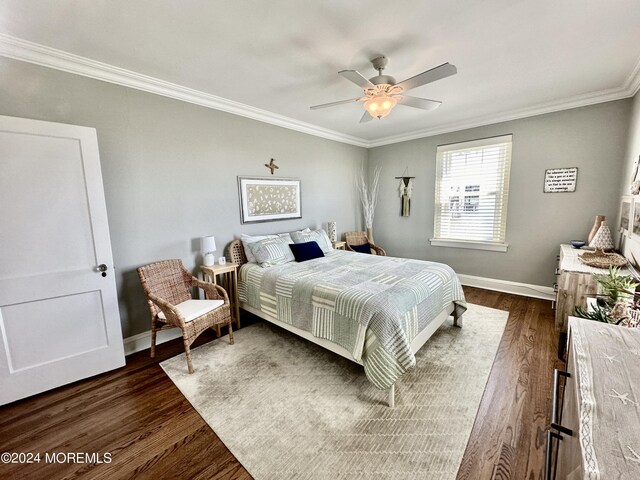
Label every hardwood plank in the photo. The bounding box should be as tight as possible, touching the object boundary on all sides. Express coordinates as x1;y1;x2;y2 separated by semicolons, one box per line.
457;289;559;480
0;288;559;480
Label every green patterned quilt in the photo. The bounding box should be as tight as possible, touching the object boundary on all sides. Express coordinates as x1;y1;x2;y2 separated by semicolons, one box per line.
238;250;466;389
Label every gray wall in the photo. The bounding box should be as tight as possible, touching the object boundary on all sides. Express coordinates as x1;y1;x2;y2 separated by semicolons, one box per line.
0;58;367;337
368;100;631;288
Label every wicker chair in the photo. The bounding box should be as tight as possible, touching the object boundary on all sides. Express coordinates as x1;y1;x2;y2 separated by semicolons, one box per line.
344;231;386;255
137;259;234;374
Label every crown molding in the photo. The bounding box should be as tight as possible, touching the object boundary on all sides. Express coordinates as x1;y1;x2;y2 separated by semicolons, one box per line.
369;83;637;148
0;33;369;148
1;33;638;150
625;54;640;97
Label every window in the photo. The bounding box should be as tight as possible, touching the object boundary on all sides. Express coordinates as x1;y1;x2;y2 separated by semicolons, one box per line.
431;135;512;252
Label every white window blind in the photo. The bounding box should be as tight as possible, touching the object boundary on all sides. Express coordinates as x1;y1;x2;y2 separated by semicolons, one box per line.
433;135;512;248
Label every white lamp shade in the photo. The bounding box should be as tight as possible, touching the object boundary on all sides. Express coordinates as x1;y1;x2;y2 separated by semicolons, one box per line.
200;236;217;253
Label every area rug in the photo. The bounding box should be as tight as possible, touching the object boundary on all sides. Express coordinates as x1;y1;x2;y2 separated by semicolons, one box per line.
161;303;508;480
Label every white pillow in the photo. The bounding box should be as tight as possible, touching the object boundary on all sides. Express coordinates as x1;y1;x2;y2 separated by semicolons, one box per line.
241;234;277;263
241;233;296;262
246;237;295;268
277;232;294;244
290;229;333;253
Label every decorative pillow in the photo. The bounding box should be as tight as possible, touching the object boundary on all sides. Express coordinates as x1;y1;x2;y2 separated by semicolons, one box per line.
350;243;371;254
290;229;333;253
247;237;295;267
289;241;325;262
241;233;278;263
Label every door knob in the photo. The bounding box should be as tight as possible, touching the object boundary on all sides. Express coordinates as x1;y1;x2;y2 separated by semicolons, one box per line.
97;264;108;277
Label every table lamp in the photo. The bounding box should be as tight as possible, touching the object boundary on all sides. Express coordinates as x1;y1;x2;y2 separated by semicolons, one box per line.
201;236;217;266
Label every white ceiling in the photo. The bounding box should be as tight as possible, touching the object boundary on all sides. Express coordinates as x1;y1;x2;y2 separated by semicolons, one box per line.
1;0;639;146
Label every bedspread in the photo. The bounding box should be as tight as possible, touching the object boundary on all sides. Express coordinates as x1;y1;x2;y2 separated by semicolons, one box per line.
238;250;466;389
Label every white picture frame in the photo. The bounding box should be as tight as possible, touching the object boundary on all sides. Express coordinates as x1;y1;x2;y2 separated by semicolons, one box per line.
620;196;632;234
619;195;633;252
238;176;302;224
631;197;640;241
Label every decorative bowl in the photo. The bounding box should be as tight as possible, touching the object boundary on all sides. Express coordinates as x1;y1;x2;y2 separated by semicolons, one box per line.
571;240;587;249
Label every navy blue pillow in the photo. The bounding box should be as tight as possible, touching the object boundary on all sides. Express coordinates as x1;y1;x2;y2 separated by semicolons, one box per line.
350;243;371;254
289;241;325;262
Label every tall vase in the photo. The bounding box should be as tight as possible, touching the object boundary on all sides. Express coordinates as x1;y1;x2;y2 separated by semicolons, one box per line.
589;221;615;252
367;227;374;243
588;215;606;243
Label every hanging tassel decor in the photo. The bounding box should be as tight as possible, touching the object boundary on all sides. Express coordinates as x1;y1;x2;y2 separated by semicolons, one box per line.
396;168;415;217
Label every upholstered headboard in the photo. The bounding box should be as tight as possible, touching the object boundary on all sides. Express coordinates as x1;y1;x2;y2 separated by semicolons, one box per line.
228;239;248;266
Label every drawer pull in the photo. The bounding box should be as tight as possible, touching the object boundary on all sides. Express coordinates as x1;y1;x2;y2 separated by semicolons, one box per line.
545;430;563;480
555;267;561;275
550;369;573;437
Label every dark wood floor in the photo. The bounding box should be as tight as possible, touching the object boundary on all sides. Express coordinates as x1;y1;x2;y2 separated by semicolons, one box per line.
0;287;561;480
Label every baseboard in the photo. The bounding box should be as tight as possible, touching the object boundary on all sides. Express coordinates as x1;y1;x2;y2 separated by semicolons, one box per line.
457;274;555;301
123;328;183;356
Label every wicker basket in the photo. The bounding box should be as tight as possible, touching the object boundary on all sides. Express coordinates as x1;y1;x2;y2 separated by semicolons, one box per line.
578;249;627;268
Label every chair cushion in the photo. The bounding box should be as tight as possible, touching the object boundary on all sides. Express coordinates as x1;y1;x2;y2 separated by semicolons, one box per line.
289;241;325;262
350;243;371;254
157;299;224;322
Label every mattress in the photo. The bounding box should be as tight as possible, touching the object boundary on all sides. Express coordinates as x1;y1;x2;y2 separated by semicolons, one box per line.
238;250;466;389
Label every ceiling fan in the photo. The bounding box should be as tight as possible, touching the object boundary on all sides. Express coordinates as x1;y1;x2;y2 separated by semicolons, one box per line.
310;56;457;123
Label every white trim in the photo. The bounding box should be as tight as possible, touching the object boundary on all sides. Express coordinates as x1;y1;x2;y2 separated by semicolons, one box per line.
0;33;368;148
123;328;183;357
457;273;555;301
0;33;638;149
624;53;640;96
429;239;509;252
368;83;640;148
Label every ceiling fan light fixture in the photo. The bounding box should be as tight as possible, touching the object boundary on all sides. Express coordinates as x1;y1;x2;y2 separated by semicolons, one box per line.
364;93;397;119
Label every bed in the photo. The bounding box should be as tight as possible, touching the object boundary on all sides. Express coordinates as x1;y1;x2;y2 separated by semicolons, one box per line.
228;239;466;406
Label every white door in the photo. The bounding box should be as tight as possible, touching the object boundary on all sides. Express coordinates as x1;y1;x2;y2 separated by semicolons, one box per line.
0;115;124;405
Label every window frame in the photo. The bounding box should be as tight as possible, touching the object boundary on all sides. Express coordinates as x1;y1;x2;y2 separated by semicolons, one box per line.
429;134;512;252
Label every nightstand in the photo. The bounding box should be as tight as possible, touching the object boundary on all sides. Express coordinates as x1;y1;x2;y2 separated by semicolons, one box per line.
332;241;346;250
201;262;241;334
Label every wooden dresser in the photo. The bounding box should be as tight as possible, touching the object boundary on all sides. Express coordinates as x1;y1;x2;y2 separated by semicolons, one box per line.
554;244;631;332
547;317;640;479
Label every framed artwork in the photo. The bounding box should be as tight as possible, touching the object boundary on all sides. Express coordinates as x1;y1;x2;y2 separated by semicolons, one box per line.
618;196;633;252
238;176;302;224
631;197;640;240
620;196;632;234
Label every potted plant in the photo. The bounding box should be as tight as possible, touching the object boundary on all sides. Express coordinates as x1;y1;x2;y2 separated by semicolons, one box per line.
574;266;640;325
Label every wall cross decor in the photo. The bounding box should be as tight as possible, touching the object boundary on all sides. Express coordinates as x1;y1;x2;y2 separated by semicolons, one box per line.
265;158;279;174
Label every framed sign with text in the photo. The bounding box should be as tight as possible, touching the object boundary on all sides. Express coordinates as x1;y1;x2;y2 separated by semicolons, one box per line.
543;167;578;193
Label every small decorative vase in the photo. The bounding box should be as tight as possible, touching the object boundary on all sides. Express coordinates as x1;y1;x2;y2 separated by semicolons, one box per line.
366;227;374;243
327;221;337;243
587;215;606;243
589;221;614;251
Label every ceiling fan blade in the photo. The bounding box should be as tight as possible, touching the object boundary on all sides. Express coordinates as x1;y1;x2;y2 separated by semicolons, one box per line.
310;97;364;110
395;63;457;93
339;70;375;89
359;111;373;123
396;96;442;111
